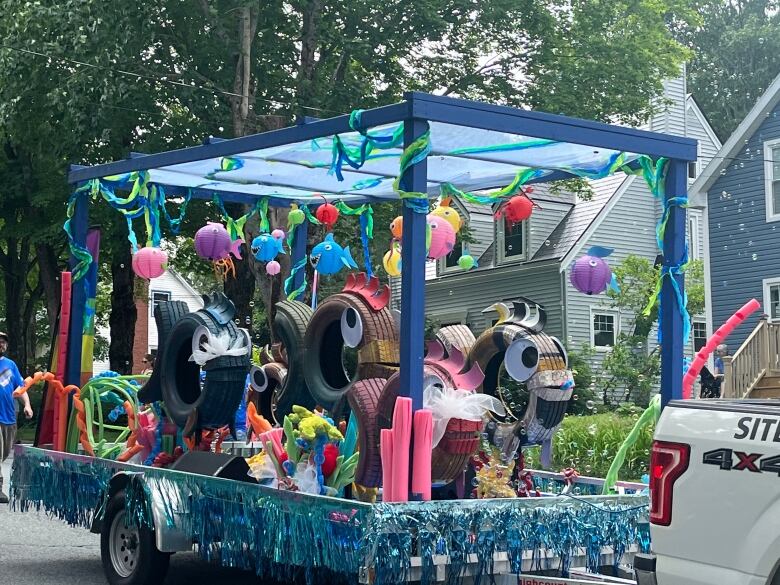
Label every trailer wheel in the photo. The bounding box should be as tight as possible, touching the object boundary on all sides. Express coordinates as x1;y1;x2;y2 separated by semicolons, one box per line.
100;490;170;585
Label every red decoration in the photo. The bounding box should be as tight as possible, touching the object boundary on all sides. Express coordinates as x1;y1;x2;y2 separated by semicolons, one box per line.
315;198;340;230
321;443;339;477
495;192;538;224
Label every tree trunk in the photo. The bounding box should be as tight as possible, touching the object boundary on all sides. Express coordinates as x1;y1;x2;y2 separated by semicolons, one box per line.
297;0;324;114
35;242;62;331
2;237;33;370
108;239;136;374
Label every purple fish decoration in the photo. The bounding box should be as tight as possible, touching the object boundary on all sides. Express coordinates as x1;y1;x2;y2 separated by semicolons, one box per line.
194;222;243;261
570;246;620;295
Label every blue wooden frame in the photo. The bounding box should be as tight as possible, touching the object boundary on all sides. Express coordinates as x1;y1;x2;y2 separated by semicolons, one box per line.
66;92;696;410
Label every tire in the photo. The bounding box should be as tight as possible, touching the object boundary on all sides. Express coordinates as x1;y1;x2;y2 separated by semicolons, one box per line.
435;324;476;355
100;490;170;585
346;378;387;488
304;293;398;409
137;301;190;404
271;301;315;418
249;361;287;425
161;294;250;429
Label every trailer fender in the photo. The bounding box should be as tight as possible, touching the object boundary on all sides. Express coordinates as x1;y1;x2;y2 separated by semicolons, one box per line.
91;471;192;553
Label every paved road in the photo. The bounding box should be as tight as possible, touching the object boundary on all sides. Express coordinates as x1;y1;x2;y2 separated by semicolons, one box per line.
0;455;261;585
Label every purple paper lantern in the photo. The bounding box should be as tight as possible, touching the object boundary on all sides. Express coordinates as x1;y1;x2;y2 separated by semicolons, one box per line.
570;255;612;295
194;222;232;261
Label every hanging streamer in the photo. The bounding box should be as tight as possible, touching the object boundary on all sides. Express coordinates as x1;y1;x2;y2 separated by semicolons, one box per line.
212;195;266;241
328;110;404;180
284;257;308;301
335;201;374;277
64;191;93;282
393;130;432;213
440;169;543;205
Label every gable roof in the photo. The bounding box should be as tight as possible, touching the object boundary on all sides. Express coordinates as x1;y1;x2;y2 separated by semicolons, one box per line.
532;173;631;264
685;94;723;153
689;71;780;207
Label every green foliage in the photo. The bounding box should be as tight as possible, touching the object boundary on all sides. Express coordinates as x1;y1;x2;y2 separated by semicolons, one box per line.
567;344;598;415
687;0;780;139
523;412;654;481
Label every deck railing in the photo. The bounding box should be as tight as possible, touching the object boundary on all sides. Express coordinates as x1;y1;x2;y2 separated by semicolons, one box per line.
722;316;780;398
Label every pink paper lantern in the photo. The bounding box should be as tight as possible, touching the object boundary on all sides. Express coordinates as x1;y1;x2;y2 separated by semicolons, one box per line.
426;215;456;260
132;247;167;280
271;228;285;240
266;260;281;276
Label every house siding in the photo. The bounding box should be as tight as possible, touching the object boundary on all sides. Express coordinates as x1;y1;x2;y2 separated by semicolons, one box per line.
707;102;780;349
425;260;564;337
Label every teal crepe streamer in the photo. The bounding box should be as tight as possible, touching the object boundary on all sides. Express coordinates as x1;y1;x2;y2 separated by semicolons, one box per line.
64;190;94;282
393;130;432;213
285;257;308;301
328;110;404;181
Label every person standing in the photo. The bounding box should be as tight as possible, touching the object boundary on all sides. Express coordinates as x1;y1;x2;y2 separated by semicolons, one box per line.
141;353;155;375
0;331;31;504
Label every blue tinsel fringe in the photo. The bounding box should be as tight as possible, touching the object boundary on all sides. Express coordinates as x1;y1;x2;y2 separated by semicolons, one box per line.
11;448;649;584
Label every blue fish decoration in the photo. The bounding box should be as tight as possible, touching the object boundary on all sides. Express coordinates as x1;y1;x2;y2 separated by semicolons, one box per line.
310;233;357;275
251;233;285;262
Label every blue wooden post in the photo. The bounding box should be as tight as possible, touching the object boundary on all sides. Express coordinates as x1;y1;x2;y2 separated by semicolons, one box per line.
660;159;688;407
399;119;429;411
291;218;308;292
66;193;89;387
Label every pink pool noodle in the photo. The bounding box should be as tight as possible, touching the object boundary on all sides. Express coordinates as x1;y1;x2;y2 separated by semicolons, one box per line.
391;396;412;502
411;409;433;501
682;298;761;399
380;428;395;502
260;428;285;461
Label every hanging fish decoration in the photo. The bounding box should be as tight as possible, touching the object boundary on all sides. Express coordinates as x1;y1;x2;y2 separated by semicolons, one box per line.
310;233;357;275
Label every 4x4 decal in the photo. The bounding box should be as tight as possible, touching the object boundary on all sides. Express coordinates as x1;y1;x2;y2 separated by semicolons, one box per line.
703;448;780;474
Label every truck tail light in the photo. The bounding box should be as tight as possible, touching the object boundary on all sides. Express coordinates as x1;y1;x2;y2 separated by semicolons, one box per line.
649;440;689;526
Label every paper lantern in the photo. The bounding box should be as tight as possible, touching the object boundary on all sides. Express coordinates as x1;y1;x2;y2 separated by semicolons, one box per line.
570;247;615;295
426;216;456;260
457;254;476;270
496;194;534;224
383;244;402;276
194;222;232;260
288;204;306;232
271;228;285;241
266;260;281;276
132;247;167;280
315;201;339;230
431;197;463;233
390;216;403;239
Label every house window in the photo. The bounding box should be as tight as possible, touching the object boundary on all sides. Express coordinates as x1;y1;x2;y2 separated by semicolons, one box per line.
693;322;707;353
592;312;617;348
497;217;525;263
150;290;171;316
688;161;697;180
688;213;701;260
437;199;468;274
764;139;780;221
763;278;780;321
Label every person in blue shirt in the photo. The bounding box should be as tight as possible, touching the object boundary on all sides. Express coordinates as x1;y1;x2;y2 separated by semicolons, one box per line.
0;332;31;504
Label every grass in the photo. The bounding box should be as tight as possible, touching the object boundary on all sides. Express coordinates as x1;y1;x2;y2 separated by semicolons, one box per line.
522;410;654;481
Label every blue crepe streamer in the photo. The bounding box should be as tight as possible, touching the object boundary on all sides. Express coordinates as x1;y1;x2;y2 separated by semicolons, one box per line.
359;212;374;278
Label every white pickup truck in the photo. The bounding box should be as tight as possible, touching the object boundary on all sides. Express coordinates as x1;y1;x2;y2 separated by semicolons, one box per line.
634;399;780;585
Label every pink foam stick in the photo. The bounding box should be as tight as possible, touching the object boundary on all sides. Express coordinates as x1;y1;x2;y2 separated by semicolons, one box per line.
261;428;285;461
683;298;761;399
391;397;413;503
380;428;395;502
411;409;433;501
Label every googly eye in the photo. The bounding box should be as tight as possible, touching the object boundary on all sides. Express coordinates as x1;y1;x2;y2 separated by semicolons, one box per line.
423;373;446;394
588;260;598;267
504;337;539;382
249;365;269;393
324;244;333;251
341;307;363;348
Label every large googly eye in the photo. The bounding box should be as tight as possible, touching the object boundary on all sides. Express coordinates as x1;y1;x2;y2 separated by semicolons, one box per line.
324;244;333;251
504;337;539;382
550;336;569;367
341;307;363;348
192;325;212;355
249;365;269;393
423;373;446;394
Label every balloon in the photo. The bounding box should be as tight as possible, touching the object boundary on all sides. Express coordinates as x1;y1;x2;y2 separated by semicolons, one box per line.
426;215;456;260
390;216;403;239
266;260;281;276
271;228;285;240
315;201;339;230
496;195;534;224
132;247;167;280
383;244;402;276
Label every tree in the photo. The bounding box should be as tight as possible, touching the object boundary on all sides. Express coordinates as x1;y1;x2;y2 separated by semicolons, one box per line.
0;0;702;366
687;0;780;139
599;255;705;406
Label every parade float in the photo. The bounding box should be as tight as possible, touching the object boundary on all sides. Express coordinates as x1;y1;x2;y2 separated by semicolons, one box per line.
9;92;697;585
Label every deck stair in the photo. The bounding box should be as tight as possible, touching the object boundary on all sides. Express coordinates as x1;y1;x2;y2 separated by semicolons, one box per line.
722;316;780;399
